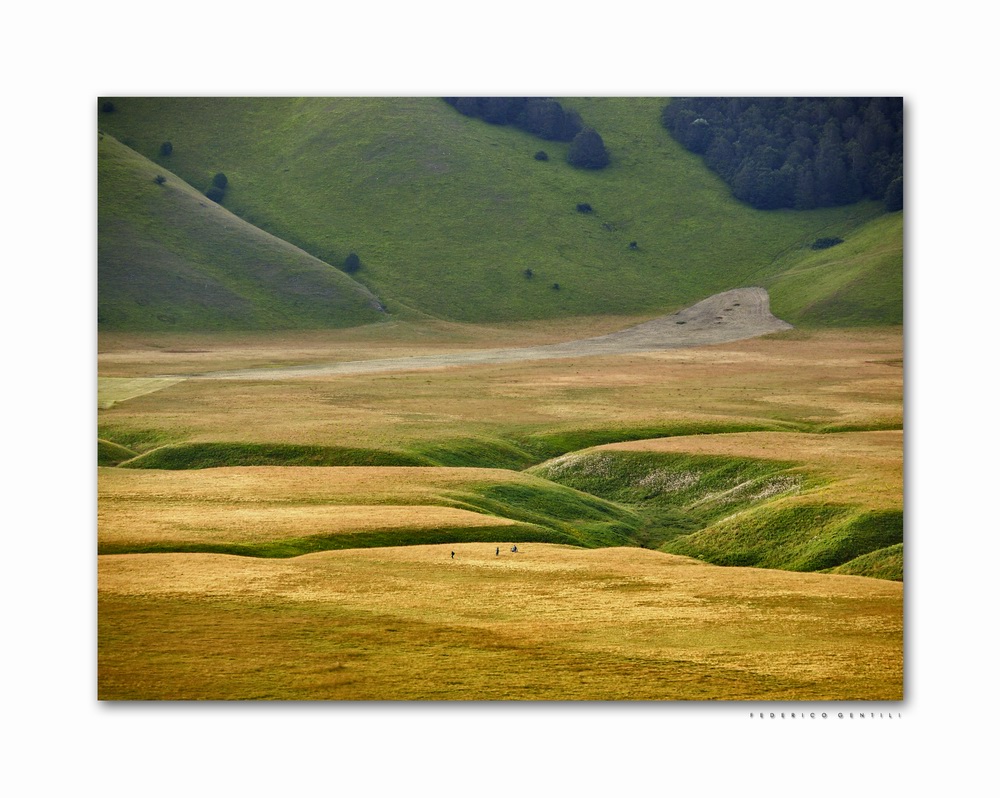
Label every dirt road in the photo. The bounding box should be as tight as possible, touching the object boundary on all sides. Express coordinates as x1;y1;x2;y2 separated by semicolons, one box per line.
189;287;791;380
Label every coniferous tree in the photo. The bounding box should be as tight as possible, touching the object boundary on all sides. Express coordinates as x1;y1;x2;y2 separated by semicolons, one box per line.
661;97;902;210
884;177;903;211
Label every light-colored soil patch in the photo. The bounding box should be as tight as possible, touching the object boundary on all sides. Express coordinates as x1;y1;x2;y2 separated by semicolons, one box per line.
99;543;902;700
184;288;791;380
99;503;517;548
98;313;660;377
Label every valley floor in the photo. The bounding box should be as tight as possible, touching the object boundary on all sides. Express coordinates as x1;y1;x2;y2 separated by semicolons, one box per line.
97;295;903;701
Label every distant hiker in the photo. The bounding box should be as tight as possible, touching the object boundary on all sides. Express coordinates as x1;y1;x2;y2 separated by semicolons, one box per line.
511;545;518;553
496;547;500;556
451;551;455;559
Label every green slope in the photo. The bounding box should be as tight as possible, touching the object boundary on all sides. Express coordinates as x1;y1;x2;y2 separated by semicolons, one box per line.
765;211;904;327
531;448;902;580
827;543;903;581
98;133;387;331
97;97;895;326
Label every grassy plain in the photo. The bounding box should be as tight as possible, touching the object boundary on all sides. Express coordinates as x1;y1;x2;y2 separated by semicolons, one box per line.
98;326;902;459
99;544;902;700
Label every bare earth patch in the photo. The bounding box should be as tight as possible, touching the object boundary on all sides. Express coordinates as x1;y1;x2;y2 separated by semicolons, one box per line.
185;287;790;380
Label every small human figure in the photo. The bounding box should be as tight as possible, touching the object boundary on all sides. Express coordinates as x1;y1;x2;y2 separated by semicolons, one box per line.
511;545;518;553
496;547;500;556
451;551;455;559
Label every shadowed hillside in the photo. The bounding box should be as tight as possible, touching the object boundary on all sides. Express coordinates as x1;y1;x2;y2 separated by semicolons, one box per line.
98;133;387;331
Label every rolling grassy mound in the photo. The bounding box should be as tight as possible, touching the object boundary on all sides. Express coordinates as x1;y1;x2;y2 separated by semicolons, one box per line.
98;465;641;556
98;133;387;331
97;97;894;326
662;504;903;577
531;449;811;549
98;438;138;467
531;446;902;579
98;522;557;558
108;421;789;472
119;441;434;469
828;542;903;581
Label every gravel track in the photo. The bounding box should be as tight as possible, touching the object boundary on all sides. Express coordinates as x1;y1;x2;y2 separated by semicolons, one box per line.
188;287;791;381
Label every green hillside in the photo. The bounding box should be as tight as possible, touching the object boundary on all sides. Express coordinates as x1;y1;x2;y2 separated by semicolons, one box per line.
531;448;902;580
98;133;387;331
97;97;896;327
766;211;903;327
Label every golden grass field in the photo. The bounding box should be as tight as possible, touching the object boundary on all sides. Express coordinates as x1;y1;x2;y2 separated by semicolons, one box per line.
97;321;903;700
98;466;537;551
99;544;902;700
98;327;902;450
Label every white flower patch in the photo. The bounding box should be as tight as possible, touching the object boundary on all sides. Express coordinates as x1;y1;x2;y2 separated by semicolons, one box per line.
540;453;582;478
636;469;700;494
748;475;801;501
574;454;616;478
688;474;801;509
542;452;614;478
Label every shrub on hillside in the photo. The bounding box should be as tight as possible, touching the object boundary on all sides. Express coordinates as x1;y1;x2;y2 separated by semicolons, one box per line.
567;129;610;169
205;185;225;203
344;252;361;273
154;175;166;185
443;97;586;143
576;203;593;213
212;172;228;190
159;141;173;156
811;237;844;250
534;151;549;161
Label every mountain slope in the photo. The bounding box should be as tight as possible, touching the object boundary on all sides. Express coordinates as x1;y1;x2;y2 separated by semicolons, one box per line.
98;133;387;331
97;97;894;326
